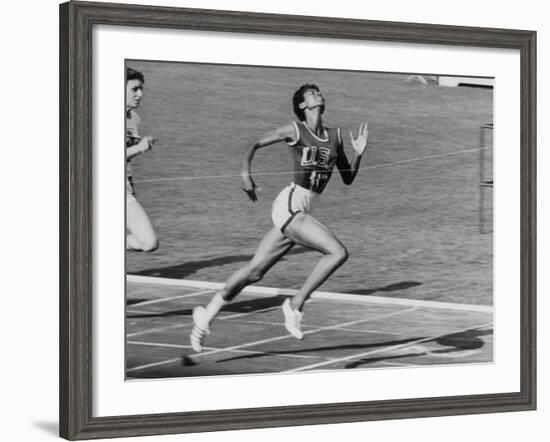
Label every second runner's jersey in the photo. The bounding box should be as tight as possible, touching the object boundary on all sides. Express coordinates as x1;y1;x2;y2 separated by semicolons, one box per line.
287;121;341;194
126;109;141;178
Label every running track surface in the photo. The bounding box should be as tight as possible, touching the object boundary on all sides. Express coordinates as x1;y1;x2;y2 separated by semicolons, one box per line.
126;276;493;379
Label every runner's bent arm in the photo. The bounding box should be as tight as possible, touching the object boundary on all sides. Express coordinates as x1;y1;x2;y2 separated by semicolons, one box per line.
241;123;297;201
126;136;157;161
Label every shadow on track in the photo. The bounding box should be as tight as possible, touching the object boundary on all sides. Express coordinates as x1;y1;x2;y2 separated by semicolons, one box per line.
129;248;312;279
126;295;288;319
345;327;492;368
346;281;422;296
216;327;492;369
217;336;424;363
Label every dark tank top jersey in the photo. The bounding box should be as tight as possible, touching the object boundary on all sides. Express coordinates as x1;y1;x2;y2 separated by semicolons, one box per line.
287;121;341;194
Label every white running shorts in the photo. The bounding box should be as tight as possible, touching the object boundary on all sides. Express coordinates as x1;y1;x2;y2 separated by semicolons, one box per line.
271;183;319;233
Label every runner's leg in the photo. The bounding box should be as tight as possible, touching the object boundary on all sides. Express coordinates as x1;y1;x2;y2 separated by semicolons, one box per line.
202;226;294;322
127;199;158;252
190;227;294;352
219;227;295;302
283;213;348;311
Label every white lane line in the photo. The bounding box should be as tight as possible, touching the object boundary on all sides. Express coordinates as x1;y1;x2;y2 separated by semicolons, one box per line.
127;323;186;338
128;289;214;308
224;319;406;337
127;357;182;372
127;274;493;313
284;321;493;373
126;305;278;338
376;361;420;368
127;341;325;360
128;341;191;350
133;146;489;184
193;307;418;359
126;307;416;372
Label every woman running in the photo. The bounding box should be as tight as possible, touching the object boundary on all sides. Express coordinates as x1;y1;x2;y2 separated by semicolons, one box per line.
190;83;368;352
125;67;159;252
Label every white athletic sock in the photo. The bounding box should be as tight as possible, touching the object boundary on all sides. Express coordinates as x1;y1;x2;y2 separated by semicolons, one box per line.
205;292;227;321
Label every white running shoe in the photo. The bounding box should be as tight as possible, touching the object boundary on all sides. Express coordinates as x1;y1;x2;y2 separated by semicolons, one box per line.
190;306;211;353
282;298;304;340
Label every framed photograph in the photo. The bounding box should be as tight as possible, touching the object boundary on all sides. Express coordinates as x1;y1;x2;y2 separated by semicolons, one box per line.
59;0;536;439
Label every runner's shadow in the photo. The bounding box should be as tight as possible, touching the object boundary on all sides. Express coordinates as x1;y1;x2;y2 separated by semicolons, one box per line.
217;327;492;368
126;278;421;310
129;248;311;279
126;295;287;319
130;254;252;279
345;327;492;369
346;281;422;296
217;336;424;363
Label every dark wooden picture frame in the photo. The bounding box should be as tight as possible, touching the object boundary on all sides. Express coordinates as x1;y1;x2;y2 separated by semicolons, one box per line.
59;1;536;439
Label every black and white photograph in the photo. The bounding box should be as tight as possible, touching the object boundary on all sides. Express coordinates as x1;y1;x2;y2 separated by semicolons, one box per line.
57;1;537;439
4;0;546;440
124;60;494;379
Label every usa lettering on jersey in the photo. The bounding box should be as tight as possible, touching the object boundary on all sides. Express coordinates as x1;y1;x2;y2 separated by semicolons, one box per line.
300;146;335;168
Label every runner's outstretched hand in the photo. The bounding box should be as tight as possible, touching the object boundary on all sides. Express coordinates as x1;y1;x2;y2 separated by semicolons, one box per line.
349;122;368;155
